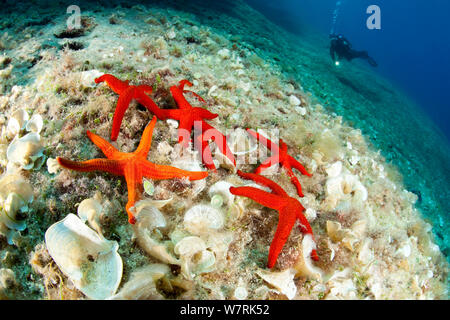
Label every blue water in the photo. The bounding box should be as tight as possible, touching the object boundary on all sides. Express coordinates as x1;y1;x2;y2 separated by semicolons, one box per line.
245;0;450;142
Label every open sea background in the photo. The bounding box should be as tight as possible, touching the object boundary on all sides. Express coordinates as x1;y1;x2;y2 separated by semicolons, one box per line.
1;0;449;266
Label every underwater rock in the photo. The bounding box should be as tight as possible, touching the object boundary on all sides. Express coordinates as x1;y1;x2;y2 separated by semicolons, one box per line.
45;214;123;300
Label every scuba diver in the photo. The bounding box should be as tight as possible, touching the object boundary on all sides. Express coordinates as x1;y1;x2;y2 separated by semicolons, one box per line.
329;34;378;67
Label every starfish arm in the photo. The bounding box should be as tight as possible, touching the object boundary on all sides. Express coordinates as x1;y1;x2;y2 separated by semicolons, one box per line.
57;157;124;175
194;134;216;170
177;79;193;91
134;89;166;119
123;165;142;224
95;74;129;94
134;116;157;158
86;130;119;159
282;162;305;197
136;84;153;94
236;170;288;197
254;155;280;174
201;121;236;167
288;155;312;177
170;86;191;110
229;186;287;210
160;108;181;120
267;211;297;268
197;108;218;120
178;115;193;147
184;90;206;103
142;161;208;181
246;129;280;152
110;86;135;141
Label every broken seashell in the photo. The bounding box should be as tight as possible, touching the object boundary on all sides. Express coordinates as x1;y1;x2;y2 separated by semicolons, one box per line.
325;163;367;210
293;234;322;280
6;109;29;138
183;204;224;235
0;173;33;244
46;157;61;174
109;264;170;300
256;268;297;300
326;220;365;251
174;236;216;279
25;114;43;134
6;132;44;170
81;70;103;88
45;214;123;300
78;196;103;235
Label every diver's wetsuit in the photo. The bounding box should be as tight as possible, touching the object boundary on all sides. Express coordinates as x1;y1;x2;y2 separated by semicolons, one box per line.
330;34;377;67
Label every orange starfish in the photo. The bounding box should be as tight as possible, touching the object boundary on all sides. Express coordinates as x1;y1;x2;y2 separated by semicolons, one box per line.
57;116;208;224
161;80;236;171
246;129;312;197
95;74;165;141
229;170;318;268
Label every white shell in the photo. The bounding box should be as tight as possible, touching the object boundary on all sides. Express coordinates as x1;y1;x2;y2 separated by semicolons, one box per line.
80;70;103;88
256;268;297;300
325;163;368;210
25;114;43;134
208;181;235;206
6;109;29;138
293;234;322;280
6;132;44;169
0;173;33;244
45;214;123;300
46;158;61;174
289;95;301;106
326;220;365;251
183;204;224;235
134;202;167;231
174;236;216;279
78;197;103;235
109;264;170;300
217;48;230;59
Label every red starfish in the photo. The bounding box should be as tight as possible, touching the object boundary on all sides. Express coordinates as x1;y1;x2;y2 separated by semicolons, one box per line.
57;116;208;224
229;170;318;268
161;80;236;171
246;129;312;197
95;74;165;141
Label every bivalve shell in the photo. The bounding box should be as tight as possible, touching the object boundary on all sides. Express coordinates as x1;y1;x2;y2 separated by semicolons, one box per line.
45;214;123;300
